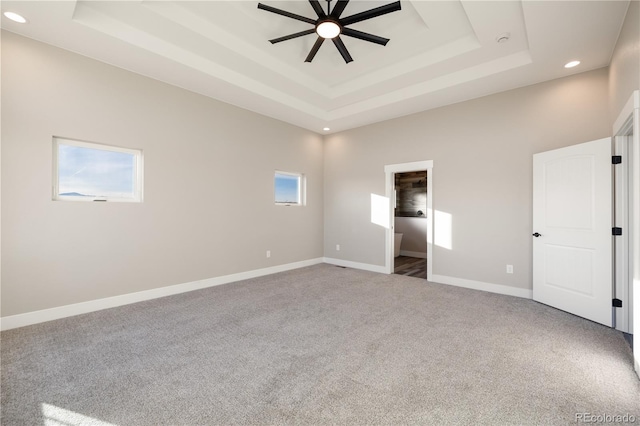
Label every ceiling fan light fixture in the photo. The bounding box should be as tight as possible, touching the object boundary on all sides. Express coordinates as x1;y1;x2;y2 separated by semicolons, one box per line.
316;20;341;39
258;0;401;63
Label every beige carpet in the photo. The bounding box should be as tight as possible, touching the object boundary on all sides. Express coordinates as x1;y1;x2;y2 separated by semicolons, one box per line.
2;264;639;425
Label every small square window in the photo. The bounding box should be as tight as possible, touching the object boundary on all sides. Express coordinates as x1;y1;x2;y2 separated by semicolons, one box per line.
275;171;304;206
53;137;143;202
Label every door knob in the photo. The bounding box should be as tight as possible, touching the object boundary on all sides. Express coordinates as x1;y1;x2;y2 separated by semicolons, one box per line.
532;232;542;237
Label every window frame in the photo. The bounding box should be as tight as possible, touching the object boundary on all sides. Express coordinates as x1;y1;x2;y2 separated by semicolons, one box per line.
52;137;144;203
274;170;305;207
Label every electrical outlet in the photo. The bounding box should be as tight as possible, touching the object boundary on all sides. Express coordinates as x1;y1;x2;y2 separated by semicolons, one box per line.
266;250;271;258
336;244;340;251
506;264;513;274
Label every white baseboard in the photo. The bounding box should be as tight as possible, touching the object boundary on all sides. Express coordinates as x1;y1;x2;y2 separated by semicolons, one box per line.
323;257;387;274
323;258;531;299
399;250;427;259
0;258;532;331
430;274;532;299
0;258;324;331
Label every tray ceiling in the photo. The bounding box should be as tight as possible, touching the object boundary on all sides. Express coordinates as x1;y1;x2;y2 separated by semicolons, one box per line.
1;0;630;133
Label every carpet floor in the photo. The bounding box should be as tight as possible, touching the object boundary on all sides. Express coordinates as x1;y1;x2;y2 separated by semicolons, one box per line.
2;264;639;425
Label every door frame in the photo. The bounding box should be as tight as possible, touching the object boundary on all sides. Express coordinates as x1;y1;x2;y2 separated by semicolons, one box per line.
612;90;639;375
384;160;433;278
614;120;633;333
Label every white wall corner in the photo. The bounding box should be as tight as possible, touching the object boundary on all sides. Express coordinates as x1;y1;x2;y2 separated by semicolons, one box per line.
613;90;640;134
430;274;533;299
0;258;324;331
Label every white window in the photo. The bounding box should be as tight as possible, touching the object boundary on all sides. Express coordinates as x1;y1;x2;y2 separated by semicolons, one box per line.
274;171;304;206
53;137;143;202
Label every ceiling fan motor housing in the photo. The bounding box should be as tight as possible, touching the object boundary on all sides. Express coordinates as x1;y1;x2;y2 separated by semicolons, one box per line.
316;18;342;39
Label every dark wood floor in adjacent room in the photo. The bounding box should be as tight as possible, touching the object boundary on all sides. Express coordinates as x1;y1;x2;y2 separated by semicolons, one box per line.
394;256;426;279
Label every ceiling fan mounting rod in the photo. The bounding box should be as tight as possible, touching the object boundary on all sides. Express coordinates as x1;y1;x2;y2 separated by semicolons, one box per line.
327;0;331;15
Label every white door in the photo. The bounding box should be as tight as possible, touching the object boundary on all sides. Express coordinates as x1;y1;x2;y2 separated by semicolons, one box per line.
533;138;612;326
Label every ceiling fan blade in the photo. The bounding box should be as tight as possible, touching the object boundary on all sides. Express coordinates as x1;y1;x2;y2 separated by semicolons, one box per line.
330;0;350;18
308;0;327;18
257;3;316;25
341;28;389;46
340;1;401;26
332;36;353;63
305;37;326;62
270;29;316;44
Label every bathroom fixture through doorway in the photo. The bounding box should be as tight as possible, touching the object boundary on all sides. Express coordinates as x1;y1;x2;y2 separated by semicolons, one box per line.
384;160;433;278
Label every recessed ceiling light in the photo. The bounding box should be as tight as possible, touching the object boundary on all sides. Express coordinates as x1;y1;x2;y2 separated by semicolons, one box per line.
323;127;331;131
3;11;27;24
564;60;581;68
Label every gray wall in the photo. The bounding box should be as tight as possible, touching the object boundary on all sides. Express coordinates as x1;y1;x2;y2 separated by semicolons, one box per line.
3;0;637;318
1;32;324;317
609;0;639;124
324;68;610;291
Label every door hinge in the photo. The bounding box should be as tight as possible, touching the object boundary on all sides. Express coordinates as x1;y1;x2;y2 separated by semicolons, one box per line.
612;227;623;236
612;155;622;164
613;298;623;308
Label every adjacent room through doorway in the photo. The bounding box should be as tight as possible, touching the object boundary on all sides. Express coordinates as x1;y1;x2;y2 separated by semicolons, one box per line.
393;170;428;278
384;161;433;278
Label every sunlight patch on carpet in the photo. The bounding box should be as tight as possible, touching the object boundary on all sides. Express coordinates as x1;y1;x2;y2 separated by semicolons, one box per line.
42;403;117;426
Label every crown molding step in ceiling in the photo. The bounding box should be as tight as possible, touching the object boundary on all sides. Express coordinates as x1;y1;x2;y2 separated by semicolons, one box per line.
0;0;630;133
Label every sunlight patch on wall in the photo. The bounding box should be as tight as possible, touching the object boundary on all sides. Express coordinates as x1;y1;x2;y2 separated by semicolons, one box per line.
42;403;117;426
434;210;453;250
371;193;390;229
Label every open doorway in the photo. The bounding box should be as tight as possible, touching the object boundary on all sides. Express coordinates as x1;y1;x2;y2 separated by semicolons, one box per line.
393;171;428;278
384;161;433;280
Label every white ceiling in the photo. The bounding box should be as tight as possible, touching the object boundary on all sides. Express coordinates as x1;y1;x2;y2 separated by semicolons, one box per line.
1;0;630;133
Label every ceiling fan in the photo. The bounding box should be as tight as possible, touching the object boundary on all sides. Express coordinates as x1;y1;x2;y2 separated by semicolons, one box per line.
257;0;402;64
